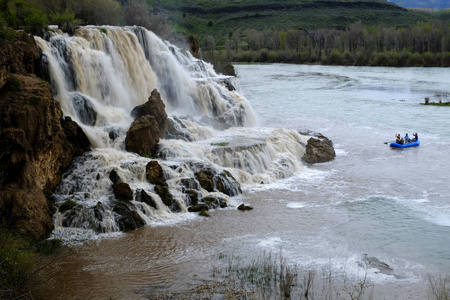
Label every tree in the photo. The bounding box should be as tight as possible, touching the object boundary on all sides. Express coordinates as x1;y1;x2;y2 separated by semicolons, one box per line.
124;0;151;28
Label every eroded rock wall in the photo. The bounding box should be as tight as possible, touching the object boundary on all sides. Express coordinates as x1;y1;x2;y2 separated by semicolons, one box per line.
0;31;90;238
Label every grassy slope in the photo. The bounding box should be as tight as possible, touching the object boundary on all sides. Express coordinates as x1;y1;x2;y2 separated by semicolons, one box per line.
147;0;434;42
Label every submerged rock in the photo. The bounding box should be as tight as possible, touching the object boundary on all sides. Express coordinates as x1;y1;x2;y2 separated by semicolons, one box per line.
302;136;336;164
238;204;253;211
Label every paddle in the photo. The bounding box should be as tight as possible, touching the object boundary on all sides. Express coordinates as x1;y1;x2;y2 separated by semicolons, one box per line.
384;141;393;144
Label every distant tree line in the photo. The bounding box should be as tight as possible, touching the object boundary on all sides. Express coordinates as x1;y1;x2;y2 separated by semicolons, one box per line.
202;20;450;67
0;0;174;40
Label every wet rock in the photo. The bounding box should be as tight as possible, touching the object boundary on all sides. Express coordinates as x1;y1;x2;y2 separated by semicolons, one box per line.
195;168;241;196
136;189;157;209
61;116;91;157
126;89;168;157
146;160;165;185
144;160;178;211
181;178;199;190
202;196;228;209
164;117;192;141
154;183;174;208
188;203;209;212
125;115;160;157
184;189;200;206
113;202;146;232
108;128;120;141
302;136;336;164
238;204;253;211
58;199;77;213
112;182;133;201
109;169;121;184
70;92;97;126
93;202;105;222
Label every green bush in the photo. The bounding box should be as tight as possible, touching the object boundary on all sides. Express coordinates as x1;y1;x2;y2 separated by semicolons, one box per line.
1;0;47;34
409;52;424;66
49;9;82;34
0;228;37;299
326;49;343;65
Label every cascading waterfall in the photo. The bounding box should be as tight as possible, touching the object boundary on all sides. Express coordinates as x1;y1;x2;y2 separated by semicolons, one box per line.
35;26;309;243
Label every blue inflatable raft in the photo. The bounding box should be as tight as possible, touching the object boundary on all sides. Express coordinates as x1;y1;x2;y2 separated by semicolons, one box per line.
390;140;420;148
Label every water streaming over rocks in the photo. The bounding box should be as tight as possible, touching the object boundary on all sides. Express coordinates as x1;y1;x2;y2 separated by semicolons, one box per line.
35;26;310;243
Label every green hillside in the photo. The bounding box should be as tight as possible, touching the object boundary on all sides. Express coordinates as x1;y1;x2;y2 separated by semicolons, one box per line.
146;0;434;43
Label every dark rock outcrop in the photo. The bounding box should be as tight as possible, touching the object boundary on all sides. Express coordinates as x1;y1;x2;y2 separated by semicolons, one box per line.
61;116;91;157
112;182;133;201
238;204;253;211
188;35;199;58
109;169;122;184
70;92;97;126
202;195;228;209
113;202;146;232
146;160;165;185
188;203;209;212
0;31;39;89
136;189;157;209
195;168;241;196
126;89;168;156
145;160;178;211
302;136;336;164
0;32;90;238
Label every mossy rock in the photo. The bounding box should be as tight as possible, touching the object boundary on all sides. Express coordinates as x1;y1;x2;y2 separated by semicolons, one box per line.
58;199;77;213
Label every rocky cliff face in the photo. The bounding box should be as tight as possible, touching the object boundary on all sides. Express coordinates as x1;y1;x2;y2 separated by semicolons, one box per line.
0;31;90;238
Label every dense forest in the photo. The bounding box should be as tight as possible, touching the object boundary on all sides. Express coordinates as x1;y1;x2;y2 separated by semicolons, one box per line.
201;20;450;67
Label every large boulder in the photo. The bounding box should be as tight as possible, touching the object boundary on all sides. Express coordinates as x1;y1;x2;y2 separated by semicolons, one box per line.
302;136;336;164
112;182;133;201
126;89;168;156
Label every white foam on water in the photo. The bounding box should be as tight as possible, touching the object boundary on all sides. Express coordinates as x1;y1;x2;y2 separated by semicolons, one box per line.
257;237;283;249
287;202;306;209
394;196;450;227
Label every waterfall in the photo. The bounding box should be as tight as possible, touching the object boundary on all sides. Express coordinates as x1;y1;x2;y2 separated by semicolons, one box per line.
36;26;308;243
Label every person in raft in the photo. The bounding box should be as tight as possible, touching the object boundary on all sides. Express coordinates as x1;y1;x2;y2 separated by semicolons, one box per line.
395;134;403;144
412;132;418;142
404;133;411;143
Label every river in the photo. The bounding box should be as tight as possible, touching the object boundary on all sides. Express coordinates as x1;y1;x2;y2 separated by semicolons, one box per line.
42;63;450;299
